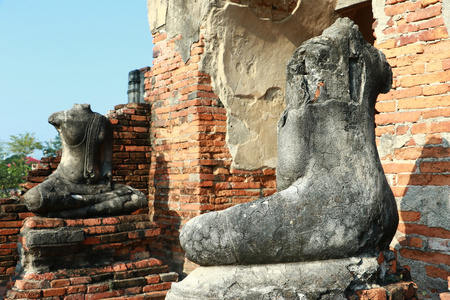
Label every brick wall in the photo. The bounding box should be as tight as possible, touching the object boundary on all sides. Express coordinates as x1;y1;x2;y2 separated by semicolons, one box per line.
145;32;277;275
107;102;152;198
0;197;33;294
5;215;176;300
374;0;450;297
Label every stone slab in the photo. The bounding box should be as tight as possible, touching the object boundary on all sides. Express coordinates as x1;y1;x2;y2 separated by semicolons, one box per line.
166;257;380;300
25;227;84;246
335;0;370;11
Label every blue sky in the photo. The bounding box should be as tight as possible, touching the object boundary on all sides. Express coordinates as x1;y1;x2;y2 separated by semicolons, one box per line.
0;0;153;158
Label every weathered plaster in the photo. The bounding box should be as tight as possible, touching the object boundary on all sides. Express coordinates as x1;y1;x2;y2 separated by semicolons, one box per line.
148;0;340;170
443;0;450;31
202;1;339;169
147;0;168;34
372;0;391;43
401;186;450;231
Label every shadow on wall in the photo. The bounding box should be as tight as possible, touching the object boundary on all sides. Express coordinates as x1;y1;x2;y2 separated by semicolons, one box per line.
398;137;450;297
152;155;185;277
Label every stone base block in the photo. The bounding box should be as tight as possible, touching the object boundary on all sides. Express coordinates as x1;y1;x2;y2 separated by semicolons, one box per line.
18;214;159;274
6;215;178;299
166;257;417;300
167;257;375;299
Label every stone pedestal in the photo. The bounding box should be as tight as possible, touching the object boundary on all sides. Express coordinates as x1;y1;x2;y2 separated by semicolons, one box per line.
166;256;417;300
167;257;372;299
6;215;177;299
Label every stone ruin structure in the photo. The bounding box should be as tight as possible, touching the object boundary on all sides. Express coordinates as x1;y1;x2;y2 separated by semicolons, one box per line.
166;17;401;299
1;0;450;299
4;104;178;299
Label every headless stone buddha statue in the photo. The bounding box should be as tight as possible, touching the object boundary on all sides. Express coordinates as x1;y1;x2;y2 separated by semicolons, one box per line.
179;18;399;266
24;103;147;218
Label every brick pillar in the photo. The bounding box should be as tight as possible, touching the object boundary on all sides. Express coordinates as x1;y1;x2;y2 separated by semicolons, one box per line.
374;0;450;297
107;103;152;200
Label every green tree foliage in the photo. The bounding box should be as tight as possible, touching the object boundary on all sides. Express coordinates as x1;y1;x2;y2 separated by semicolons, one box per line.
0;132;43;197
0;141;6;159
0;156;30;197
43;134;62;157
7;132;43;157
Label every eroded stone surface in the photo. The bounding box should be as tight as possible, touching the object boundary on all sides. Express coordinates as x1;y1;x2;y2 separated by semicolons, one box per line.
24;104;147;218
179;18;398;266
166;257;379;300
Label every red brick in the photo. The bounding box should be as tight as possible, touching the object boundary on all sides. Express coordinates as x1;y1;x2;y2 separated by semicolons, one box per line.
398;236;423;248
42;287;66;297
84;291;123;300
0;242;17;249
152;32;167;43
422;108;450;119
66;285;87;294
376;111;423;125
230;182;261;189
64;294;85;300
423;83;450;96
23;218;63;229
23;272;56;281
419;16;445;30
379;86;423;101
14;279;49;290
0;220;23;228
18;212;34;219
86;284;109;294
422;0;440;7
385;2;421;16
382;163;417;173
376;38;396;49
394;147;450;160
420;26;449;42
355;288;387;300
398;173;450;185
0;249;12;255
51;279;71;288
65;219;83;226
426;265;450;280
395;32;421;47
375;125;395;137
431;121;450;133
399;71;450;88
6;289;42;299
83;218;102;226
425;134;443;145
142;282;172;293
0;228;19;235
399;248;450;265
406;4;442;23
390;186;409;197
398;223;450;238
146;275;160;284
69;277;92;285
83;225;117;234
399;211;421;222
375;101;396;113
420;161;450;173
